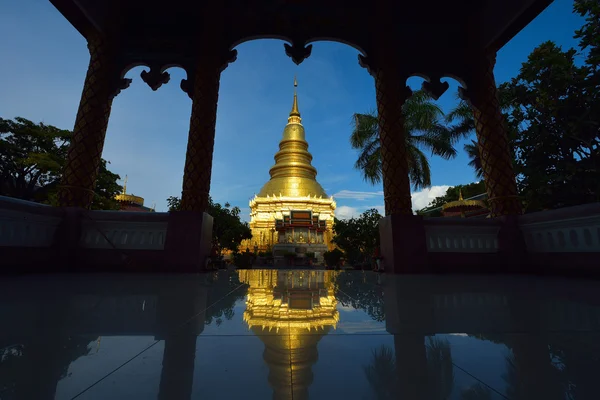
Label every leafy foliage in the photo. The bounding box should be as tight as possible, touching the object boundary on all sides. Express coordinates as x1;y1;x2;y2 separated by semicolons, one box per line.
417;181;487;216
351;91;469;190
448;3;600;212
334;271;385;321
331;208;381;265
323;248;344;267
167;195;252;255
500;37;600;211
203;271;248;325
0;117;122;209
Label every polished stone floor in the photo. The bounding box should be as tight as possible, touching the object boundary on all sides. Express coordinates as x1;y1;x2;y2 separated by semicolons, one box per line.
1;269;599;400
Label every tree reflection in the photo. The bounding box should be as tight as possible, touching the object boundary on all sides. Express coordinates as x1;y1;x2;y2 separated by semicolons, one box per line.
203;271;248;325
363;345;397;399
425;337;454;400
365;338;496;400
460;383;492;400
334;271;385;321
0;336;96;399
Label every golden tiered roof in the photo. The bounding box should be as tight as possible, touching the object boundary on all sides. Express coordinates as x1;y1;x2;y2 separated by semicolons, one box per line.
114;175;145;206
257;78;328;199
442;189;487;214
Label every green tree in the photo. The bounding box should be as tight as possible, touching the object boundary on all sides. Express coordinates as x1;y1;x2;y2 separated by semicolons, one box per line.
167;195;252;255
331;208;381;265
0;117;122;210
351;91;466;189
501;39;599;211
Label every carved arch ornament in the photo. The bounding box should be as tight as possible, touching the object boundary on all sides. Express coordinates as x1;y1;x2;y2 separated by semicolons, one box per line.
358;52;477;102
116;48;238;99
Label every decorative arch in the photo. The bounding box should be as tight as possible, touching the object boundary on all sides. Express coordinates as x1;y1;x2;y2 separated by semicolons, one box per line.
229;35;369;66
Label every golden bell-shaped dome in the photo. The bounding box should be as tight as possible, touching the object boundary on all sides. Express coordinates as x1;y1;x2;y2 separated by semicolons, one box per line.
258;78;328;198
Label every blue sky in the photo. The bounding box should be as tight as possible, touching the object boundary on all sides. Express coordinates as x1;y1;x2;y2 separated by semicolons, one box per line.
0;0;584;219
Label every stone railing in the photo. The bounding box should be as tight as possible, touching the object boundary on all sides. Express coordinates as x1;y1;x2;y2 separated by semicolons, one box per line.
80;211;169;250
519;203;600;253
423;218;501;253
0;195;62;247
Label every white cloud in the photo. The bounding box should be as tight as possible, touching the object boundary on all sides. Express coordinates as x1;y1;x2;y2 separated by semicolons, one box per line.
411;185;450;211
333;185;450;220
335;205;361;219
333;190;384;201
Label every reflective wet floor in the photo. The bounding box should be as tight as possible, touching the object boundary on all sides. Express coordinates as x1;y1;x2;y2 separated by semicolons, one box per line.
1;270;600;400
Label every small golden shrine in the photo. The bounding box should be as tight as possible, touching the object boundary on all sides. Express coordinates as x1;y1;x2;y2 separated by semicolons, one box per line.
442;190;488;218
238;269;339;397
114;175;154;212
243;78;336;254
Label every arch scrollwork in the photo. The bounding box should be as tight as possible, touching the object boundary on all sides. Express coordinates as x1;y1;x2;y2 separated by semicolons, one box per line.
421;76;450;101
284;41;313;65
180;49;238;99
140;65;171;91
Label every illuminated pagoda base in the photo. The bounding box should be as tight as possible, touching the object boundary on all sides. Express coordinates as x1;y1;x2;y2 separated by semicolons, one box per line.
242;78;335;258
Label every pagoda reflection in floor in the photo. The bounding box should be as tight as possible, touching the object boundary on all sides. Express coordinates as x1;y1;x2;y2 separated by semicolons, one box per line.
1;269;599;399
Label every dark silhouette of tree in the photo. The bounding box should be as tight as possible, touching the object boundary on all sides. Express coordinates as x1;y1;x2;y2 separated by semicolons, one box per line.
0;117;122;209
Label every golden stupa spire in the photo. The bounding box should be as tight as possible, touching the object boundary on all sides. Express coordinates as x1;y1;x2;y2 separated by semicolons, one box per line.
458;189;464;201
123;175;128;194
257;76;328;198
288;76;301;124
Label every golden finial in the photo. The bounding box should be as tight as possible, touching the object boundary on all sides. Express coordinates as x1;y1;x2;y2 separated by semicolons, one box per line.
288;76;301;123
458;189;464;201
123;175;128;194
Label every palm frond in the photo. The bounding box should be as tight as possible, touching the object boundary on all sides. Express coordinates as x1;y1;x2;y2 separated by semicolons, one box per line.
351;111;379;149
410;131;457;160
464;140;484;179
406;144;432;190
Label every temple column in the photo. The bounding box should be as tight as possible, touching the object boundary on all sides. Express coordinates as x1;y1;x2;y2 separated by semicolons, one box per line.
163;47;236;271
373;63;413;216
57;33;129;208
359;48;427;273
180;50;234;211
51;32;129;269
460;52;521;217
460;51;526;269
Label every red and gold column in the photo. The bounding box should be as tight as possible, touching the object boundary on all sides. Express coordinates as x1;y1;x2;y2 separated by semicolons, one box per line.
372;57;413;216
179;50;236;212
461;52;521;217
57;34;129;208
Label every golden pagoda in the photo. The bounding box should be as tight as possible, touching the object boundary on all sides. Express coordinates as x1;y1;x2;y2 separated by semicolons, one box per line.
245;78;336;256
238;270;339;399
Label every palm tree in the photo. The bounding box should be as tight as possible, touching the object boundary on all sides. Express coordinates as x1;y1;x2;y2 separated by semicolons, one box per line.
464;139;484;179
425;337;455;400
351;90;464;190
363;345;398;399
445;100;485;180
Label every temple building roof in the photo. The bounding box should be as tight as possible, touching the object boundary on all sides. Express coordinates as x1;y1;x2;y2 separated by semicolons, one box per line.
114;175;155;212
257;78;328;199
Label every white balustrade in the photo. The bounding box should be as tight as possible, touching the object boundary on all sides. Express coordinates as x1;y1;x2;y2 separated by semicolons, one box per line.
424;220;500;253
520;205;600;253
0;196;61;247
80;215;169;250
